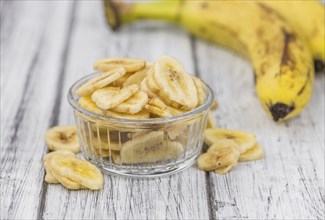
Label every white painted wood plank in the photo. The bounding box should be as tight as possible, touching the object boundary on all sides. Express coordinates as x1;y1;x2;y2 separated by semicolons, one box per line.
0;2;74;219
41;1;209;220
195;40;324;219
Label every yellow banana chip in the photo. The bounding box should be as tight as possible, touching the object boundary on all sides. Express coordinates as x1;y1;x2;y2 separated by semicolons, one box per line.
76;67;126;96
238;144;264;162
91;85;139;109
204;128;256;154
192;77;206;106
44;126;80;153
197;139;240;173
112;90;148;114
78;96;104;115
123;66;150;87
49;155;104;190
93;58;146;73
104;109;150;119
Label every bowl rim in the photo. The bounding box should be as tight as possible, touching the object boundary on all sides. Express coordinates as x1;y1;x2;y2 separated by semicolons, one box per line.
67;72;214;125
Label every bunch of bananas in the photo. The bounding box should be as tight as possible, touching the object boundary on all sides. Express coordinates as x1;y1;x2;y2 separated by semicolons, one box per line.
104;0;325;121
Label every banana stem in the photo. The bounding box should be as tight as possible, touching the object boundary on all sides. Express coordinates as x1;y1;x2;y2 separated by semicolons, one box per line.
103;0;181;30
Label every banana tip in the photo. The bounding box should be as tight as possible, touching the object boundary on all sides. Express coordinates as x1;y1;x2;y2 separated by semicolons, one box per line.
269;103;295;121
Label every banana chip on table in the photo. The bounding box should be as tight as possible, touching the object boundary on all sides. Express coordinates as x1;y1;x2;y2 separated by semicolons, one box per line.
204;128;256;154
44;125;80;153
94;58;146;73
197;139;240;173
48;154;103;190
238;144;264;162
76;67;126;96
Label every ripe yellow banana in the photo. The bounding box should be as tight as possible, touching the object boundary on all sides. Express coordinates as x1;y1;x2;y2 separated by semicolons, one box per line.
259;0;325;71
104;0;315;121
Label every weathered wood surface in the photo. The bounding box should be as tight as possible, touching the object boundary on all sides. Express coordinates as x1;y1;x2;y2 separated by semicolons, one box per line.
1;1;324;220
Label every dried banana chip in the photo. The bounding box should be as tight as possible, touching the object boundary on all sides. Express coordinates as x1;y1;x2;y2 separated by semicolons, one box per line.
140;77;159;98
47;163;82;190
49;155;103;190
145;104;172;118
94;58;146;73
121;131;183;164
192;77;206;106
44;126;80;153
112;90;148;114
238;144;264;162
197;139;240;173
204;128;256;154
76;67;126;96
91;85;139;109
153;56;198;110
123;66;150;87
44;173;59;184
78;96;104;115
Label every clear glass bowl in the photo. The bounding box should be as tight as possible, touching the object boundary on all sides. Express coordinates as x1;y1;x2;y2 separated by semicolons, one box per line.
68;73;213;178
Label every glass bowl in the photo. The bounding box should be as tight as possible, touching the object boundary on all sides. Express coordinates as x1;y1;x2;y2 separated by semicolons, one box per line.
68;73;213;178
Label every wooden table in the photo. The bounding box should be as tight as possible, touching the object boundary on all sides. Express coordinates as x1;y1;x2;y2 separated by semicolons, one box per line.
1;1;324;219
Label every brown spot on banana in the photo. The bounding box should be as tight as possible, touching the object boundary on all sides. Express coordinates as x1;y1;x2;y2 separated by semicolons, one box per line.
280;29;296;67
269;103;295;121
314;59;325;73
256;3;286;22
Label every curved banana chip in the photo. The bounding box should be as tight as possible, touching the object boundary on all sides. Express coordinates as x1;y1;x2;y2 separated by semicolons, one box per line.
123;65;150;87
112;90;148;114
112;72;133;87
121;131;184;163
140;77;159;98
78;96;104;115
238;144;264;162
76;67;126;96
44;126;80;153
47;164;82;190
94;58;146;73
91;85;139;109
197;139;240;173
48;155;104;190
192;77;206;106
204;128;256;154
153;56;198;110
43;150;77;186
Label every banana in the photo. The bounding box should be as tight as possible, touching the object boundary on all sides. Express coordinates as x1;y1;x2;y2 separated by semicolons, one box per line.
205;128;256;154
44;173;59;184
104;0;315;121
91;84;139;109
238;143;264;162
48;154;104;190
197;139;240;173
44;126;80;153
46;164;82;190
104;108;150;119
145;104;171;118
78;96;104;115
112;90;148;114
76;67;126;96
94;58;146;73
123;65;151;87
120;131;184;163
152;56;198;110
259;0;325;71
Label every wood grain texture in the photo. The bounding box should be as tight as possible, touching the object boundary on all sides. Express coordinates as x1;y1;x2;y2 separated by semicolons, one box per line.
41;1;209;220
1;1;74;219
194;39;325;220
